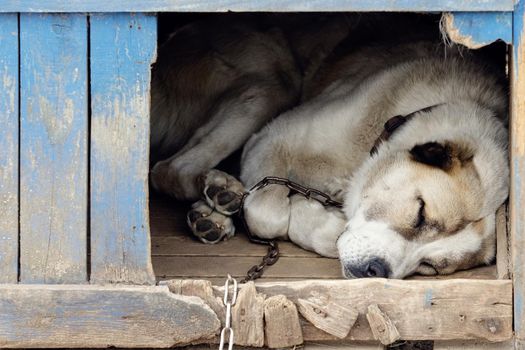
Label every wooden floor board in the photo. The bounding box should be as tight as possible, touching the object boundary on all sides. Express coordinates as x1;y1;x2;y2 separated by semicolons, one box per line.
150;194;497;282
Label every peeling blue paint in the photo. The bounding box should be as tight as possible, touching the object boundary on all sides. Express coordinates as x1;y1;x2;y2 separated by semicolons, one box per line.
424;289;434;308
447;12;512;46
0;0;516;12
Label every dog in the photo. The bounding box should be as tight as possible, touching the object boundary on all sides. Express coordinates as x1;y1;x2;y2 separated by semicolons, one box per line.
150;15;508;279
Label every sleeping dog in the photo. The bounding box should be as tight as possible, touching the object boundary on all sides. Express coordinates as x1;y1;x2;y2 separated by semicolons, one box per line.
150;15;508;279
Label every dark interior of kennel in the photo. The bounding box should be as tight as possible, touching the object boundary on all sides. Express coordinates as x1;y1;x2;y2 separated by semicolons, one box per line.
149;12;509;284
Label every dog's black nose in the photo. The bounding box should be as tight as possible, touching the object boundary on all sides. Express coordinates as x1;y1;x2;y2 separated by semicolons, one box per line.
345;258;390;278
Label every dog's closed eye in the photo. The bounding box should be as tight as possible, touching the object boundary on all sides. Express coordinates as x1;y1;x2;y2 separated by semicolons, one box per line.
414;197;426;228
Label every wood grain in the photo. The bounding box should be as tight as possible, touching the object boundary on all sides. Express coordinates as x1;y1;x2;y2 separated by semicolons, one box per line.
433;340;514;349
0;13;19;284
232;281;265;347
19;13;88;284
264;295;304;348
152;256;343;279
298;298;358;339
0;0;514;12
366;304;400;345
496;203;510;279
0;284;220;348
89;13;157;284
250;279;512;342
512;0;525;345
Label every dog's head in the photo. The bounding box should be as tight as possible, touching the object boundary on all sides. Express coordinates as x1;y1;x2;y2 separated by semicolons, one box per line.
337;104;508;279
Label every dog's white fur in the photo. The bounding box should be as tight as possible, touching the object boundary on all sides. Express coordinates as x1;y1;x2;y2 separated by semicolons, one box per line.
151;20;508;279
237;45;508;278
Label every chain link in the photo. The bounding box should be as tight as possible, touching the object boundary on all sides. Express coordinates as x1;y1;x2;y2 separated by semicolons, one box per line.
238;176;343;283
219;274;238;350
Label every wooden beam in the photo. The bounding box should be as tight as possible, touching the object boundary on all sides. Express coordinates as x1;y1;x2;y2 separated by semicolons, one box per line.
0;0;515;12
442;12;512;48
512;0;525;346
0;13;19;284
226;279;512;342
496;203;510;279
0;284;220;348
264;295;304;348
434;340;514;349
89;13;156;284
19;14;88;284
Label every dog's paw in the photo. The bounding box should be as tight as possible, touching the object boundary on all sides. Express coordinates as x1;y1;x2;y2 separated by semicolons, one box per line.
187;200;235;244
200;169;245;215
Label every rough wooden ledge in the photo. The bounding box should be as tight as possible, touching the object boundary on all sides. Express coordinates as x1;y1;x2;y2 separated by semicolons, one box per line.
212;278;513;343
0;284;220;348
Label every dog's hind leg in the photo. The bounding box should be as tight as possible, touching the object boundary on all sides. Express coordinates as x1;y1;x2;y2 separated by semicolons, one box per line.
150;79;299;201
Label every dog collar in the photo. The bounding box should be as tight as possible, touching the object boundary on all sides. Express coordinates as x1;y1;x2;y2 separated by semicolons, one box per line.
369;103;444;156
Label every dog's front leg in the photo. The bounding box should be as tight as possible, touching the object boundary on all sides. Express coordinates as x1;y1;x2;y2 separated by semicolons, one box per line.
288;195;346;257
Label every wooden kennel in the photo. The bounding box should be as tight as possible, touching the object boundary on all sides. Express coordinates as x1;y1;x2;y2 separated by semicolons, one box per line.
0;1;523;349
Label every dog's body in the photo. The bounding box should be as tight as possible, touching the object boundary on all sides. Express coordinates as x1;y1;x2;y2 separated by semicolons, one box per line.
151;16;509;279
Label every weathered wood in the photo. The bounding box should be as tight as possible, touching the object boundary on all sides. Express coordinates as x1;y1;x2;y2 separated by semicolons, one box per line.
247;279;512;342
0;13;19;284
90;13;157;284
496;203;510;279
163;279;225;326
264;295;304;348
366;304;401;345
512;0;525;345
151;235;318;258
442;12;512;48
232;282;265;347
153;256;342;279
0;0;514;12
434;340;514;349
19;13;88;284
0;284;220;348
298;298;358;339
303;342;384;349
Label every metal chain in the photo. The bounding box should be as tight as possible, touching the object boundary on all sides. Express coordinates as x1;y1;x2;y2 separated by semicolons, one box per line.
238;176;343;283
219;274;238;350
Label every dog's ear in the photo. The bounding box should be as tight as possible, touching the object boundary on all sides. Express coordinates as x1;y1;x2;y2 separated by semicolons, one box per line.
410;142;473;170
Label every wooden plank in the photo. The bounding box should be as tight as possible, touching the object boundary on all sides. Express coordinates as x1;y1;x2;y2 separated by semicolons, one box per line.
90;13;157;284
512;0;525;345
434;340;514;349
496;203;510;279
0;0;514;12
313;344;384;350
152;256;343;279
0;13;19;284
152;236;320;258
264;295;303;348
246;279;513;342
298;298;358;339
366;304;401;345
231;282;265;347
0;284;220;348
442;12;512;48
19;13;88;284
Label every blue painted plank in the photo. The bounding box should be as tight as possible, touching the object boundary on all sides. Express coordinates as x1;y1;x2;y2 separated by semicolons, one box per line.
512;0;525;343
0;284;220;347
90;13;156;284
19;14;88;284
0;14;19;284
0;0;514;12
443;12;512;48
